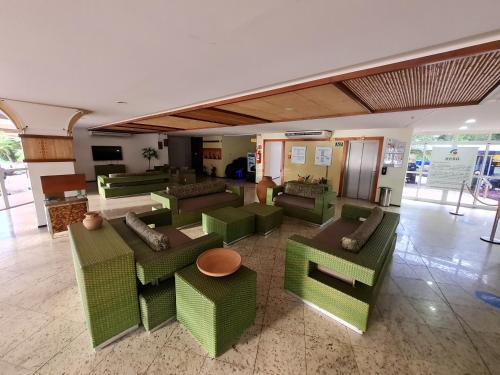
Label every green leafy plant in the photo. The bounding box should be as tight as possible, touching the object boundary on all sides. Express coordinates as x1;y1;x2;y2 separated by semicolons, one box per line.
319;177;328;185
141;147;159;170
0;135;22;162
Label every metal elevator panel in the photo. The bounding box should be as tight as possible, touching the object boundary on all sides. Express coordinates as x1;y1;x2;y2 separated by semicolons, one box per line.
343;140;379;200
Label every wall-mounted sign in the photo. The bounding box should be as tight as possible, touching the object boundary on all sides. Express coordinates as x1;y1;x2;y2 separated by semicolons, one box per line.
291;146;306;164
427;147;478;190
335;141;344;147
384;138;406;168
314;146;332;166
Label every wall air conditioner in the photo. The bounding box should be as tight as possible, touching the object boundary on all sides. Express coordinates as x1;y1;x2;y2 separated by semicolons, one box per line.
91;131;132;137
284;130;332;139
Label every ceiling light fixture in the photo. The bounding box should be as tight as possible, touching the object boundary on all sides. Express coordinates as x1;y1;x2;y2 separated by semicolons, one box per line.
285;107;294;111
465;118;476;124
459;126;468;130
115;101;127;104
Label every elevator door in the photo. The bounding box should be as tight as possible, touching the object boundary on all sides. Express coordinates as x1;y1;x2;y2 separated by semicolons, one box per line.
343;140;379;200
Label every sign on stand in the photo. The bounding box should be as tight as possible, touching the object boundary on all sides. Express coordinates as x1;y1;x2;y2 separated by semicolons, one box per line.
427;147;478;190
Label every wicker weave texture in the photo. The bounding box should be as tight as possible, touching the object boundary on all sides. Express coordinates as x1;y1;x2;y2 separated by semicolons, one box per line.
69;222;139;348
202;207;255;244
240;203;283;234
175;264;256;357
139;278;176;331
284;205;399;332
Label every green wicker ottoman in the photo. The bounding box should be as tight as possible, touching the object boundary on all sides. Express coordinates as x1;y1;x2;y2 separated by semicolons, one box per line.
139;278;176;332
202;206;255;244
240;203;283;235
175;264;256;357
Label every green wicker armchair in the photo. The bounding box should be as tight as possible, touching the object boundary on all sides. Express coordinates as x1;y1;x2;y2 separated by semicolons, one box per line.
284;204;399;332
266;181;336;225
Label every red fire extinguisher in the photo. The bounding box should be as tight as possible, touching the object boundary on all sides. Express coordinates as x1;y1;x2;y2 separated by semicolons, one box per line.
256;149;262;164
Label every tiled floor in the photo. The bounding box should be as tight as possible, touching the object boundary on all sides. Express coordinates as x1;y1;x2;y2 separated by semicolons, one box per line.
0;182;499;374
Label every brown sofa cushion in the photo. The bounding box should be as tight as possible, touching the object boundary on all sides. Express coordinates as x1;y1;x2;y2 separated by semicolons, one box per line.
178;192;239;213
155;226;191;248
167;181;226;199
275;193;315;210
341;207;384;252
284;181;326;198
109;172;161;178
310;218;362;250
125;212;169;251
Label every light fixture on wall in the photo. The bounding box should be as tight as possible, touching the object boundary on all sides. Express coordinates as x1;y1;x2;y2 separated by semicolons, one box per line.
115;101;127;104
459;126;468;130
465;118;476;124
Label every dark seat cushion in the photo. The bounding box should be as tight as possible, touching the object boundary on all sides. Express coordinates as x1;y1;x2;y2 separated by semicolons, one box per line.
310;218;362;251
167;181;226;200
156;226;191;248
275;193;315;210
178;192;240;213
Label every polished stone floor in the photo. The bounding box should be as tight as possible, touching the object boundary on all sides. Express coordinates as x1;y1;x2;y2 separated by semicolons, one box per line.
0;183;499;374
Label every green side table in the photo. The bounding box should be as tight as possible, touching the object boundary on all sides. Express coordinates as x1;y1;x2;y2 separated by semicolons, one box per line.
202;206;255;244
240;203;283;235
175;264;256;357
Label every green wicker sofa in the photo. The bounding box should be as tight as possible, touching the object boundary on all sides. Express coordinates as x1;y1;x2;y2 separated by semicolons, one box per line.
266;181;336;225
153;166;196;185
284;204;399;332
108;209;223;331
151;181;244;227
97;172;172;198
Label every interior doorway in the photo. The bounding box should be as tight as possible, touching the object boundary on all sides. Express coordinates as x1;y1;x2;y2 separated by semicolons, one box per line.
191;137;203;175
264;141;284;184
342;140;380;201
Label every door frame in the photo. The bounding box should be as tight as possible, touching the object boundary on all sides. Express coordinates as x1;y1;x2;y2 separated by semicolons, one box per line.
263;140;285;184
338;137;384;202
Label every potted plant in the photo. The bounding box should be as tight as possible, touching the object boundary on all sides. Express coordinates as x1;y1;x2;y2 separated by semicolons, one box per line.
141;147;159;171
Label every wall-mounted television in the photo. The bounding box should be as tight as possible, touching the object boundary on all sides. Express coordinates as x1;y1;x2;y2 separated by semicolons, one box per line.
91;146;123;161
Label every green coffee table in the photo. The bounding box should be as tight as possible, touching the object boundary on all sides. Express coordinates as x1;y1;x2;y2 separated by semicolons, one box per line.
240;203;283;235
202;206;255;244
175;263;256;357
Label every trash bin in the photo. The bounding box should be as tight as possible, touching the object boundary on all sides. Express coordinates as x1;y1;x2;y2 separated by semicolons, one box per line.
379;187;392;207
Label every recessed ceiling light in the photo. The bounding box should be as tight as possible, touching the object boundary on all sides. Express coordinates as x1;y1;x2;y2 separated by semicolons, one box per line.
459;126;468;130
285;107;294;111
465;118;476;124
115;101;127;104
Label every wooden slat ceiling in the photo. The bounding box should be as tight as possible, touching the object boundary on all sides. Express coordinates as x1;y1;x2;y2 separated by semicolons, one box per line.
342;51;500;112
216;84;370;121
93;42;500;134
134;116;228;130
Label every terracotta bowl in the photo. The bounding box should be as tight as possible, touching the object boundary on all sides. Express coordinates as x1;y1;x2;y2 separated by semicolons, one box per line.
196;248;242;277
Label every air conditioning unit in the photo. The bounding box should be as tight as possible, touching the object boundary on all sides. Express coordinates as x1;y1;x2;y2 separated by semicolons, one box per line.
285;130;332;139
91;131;132;137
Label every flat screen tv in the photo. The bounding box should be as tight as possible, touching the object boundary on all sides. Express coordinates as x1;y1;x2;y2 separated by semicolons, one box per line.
91;146;123;161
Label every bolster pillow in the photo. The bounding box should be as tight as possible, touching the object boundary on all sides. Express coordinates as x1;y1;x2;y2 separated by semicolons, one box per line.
125;212;169;251
341;207;384;252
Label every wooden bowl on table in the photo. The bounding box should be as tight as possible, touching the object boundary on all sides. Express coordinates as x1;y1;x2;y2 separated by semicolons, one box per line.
196;248;242;277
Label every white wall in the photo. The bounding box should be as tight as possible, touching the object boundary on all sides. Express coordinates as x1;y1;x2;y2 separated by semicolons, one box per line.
73;127;169;181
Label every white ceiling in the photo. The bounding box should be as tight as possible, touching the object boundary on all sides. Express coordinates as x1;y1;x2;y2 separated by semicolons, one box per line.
1;1;500;132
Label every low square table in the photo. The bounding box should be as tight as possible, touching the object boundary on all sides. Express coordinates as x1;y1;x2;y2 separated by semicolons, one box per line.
240;203;283;235
175;263;256;357
202;206;255;244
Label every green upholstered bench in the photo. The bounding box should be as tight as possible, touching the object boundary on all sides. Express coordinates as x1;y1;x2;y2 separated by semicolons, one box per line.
240;203;283;235
175;264;256;357
284;204;399;333
202;206;255;244
68;221;140;348
97;173;172;199
138;279;176;332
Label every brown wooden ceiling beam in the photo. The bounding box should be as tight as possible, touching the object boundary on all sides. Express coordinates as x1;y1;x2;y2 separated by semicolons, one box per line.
333;82;374;113
108;125;157;133
126;123;178;132
172;108;271;125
